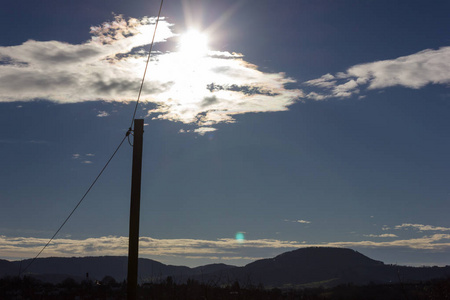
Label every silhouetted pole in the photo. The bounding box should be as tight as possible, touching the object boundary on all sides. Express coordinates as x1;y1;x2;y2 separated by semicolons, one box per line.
127;119;144;300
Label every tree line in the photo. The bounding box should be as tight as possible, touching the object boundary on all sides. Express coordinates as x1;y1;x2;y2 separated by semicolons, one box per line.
1;274;449;299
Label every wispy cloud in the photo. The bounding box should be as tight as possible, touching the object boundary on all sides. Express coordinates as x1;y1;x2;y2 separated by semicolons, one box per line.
72;153;95;164
3;231;450;264
328;234;450;250
0;235;306;263
364;234;398;238
295;220;311;224
284;219;311;224
305;46;450;99
96;111;109;117
394;223;450;232
0;15;302;133
193;127;217;135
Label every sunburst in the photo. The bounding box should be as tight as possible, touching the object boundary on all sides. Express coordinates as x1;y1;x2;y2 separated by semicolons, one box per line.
178;30;209;57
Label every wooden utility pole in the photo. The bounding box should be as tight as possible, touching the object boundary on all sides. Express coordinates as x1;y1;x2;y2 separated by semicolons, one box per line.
127;119;144;300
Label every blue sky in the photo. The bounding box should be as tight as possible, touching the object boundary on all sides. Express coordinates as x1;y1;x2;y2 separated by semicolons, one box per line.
1;0;450;267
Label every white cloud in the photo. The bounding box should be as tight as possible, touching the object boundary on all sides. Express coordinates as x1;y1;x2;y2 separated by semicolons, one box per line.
72;153;94;163
96;111;109;117
2;233;450;264
193;127;217;135
284;219;311;224
328;234;450;250
364;234;398;238
305;73;336;89
295;220;311;224
0;16;173;102
306;91;328;101
0;235;307;262
305;46;450;98
0;15;302;133
394;223;450;232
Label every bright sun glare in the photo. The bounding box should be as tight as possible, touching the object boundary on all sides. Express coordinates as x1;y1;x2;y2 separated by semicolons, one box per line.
178;30;209;57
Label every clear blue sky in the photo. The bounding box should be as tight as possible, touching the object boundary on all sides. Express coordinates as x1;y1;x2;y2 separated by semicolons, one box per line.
1;0;450;267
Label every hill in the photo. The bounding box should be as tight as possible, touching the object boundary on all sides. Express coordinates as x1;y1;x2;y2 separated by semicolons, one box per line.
2;256;228;283
225;247;385;287
1;247;449;288
205;247;450;288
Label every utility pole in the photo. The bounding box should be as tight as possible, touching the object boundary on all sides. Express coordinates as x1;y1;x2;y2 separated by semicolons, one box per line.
127;119;144;300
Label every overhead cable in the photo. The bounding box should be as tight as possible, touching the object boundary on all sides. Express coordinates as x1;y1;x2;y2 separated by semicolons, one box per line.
19;133;129;276
129;0;165;130
18;0;165;276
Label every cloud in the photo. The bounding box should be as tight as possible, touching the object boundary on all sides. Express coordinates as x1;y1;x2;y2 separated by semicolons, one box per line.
0;15;302;133
295;220;311;224
394;223;450;232
0;235;307;263
305;46;450;99
364;234;398;238
3;231;450;265
72;153;94;163
193;127;217;135
328;234;450;250
96;111;109;117
0;15;173;102
284;219;311;224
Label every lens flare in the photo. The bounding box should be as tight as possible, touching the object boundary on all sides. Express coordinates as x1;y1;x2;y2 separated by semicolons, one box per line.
235;232;245;243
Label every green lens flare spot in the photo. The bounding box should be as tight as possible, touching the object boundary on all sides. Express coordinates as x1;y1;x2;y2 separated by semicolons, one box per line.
235;232;245;242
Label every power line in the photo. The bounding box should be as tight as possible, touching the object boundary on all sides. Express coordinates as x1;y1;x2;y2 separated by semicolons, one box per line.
18;0;165;276
130;0;165;130
19;133;129;276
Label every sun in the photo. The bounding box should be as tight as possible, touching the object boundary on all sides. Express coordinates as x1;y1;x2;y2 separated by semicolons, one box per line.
178;30;209;57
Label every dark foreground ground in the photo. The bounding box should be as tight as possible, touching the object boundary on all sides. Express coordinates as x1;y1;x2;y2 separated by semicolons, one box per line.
1;275;450;299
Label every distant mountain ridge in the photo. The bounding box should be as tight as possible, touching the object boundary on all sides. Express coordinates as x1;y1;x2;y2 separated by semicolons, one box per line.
0;256;236;284
1;247;449;288
230;247;385;287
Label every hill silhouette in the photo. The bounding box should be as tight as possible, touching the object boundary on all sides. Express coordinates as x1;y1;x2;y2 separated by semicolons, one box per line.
1;247;449;288
220;247;450;288
228;247;385;287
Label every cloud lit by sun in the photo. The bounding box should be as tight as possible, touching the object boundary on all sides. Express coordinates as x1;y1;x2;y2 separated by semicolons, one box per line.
0;15;303;133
